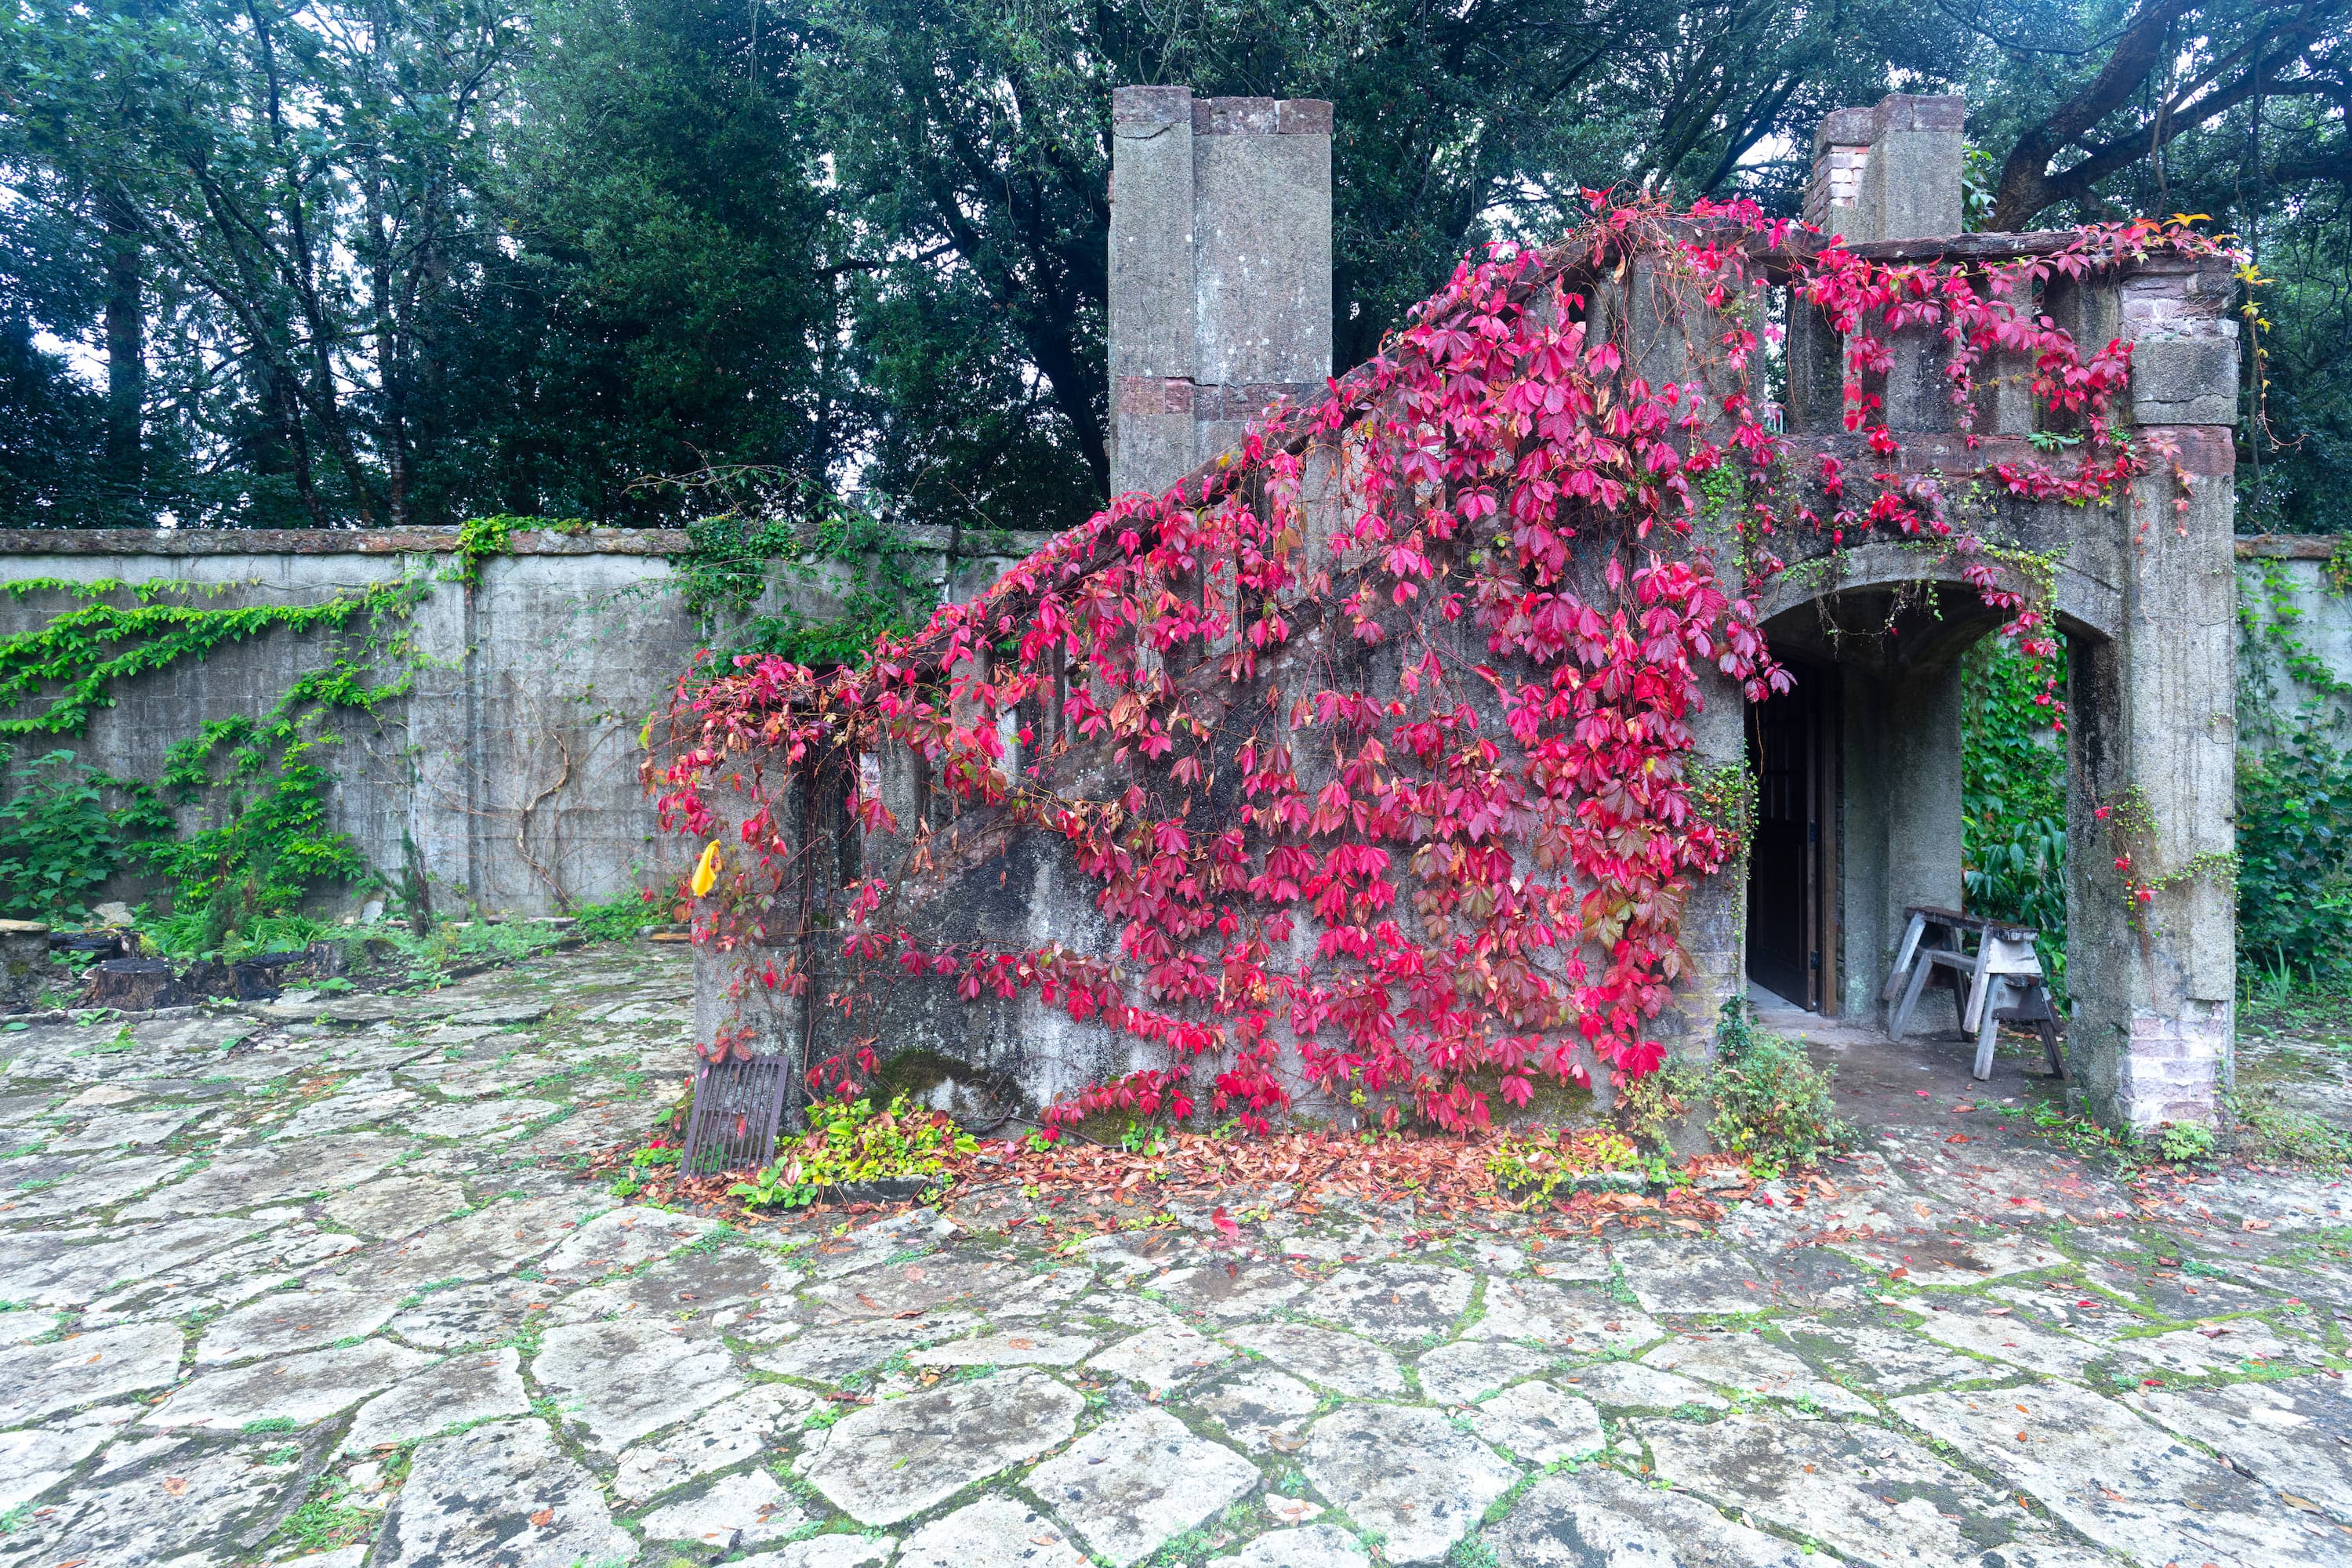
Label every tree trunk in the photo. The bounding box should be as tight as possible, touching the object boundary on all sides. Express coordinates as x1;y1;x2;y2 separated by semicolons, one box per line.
80;958;192;1011
99;189;145;521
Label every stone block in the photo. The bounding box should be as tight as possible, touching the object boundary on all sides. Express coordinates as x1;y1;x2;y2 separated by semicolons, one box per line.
1193;116;1331;387
0;920;55;1010
1807;93;1964;242
1109;85;1330;495
1862;129;1962;241
2129;336;2239;426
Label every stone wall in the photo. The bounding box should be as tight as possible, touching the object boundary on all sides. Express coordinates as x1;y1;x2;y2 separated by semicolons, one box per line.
685;87;2330;1139
0;523;1050;919
2237;535;2352;738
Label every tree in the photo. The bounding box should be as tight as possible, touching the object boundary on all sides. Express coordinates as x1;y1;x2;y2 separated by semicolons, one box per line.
447;0;854;524
0;0;527;526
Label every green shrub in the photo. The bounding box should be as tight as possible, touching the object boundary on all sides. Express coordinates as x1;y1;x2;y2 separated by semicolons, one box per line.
1615;1003;1849;1179
568;890;655;941
1704;1001;1851;1178
2236;736;2352;987
2151;1120;2216;1163
0;748;169;923
729;1094;976;1207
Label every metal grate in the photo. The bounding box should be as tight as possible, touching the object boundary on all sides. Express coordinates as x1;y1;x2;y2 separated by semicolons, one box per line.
678;1052;794;1175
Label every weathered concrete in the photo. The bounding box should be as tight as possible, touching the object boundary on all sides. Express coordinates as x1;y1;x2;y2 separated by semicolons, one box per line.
0;524;1051;920
1109;87;1331;496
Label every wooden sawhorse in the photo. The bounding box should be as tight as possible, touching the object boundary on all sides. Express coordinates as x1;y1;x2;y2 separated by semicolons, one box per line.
1882;906;2064;1082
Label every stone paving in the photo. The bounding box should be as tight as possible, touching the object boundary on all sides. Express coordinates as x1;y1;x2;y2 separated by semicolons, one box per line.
2;941;2351;1566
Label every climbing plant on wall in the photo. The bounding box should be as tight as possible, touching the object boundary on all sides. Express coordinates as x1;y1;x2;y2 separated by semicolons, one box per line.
655;197;2233;1136
0;575;425;939
2235;554;2352;986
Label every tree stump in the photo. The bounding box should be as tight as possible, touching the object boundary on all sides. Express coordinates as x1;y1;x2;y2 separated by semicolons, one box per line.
80;958;193;1011
0;921;56;1011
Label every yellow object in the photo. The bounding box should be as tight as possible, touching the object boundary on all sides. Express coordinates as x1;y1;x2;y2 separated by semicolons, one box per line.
691;840;722;897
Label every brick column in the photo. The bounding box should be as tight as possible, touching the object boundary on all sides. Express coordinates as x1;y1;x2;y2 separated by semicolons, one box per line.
1109;87;1332;497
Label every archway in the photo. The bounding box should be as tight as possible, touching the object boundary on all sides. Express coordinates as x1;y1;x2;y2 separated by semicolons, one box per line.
1746;555;2117;1069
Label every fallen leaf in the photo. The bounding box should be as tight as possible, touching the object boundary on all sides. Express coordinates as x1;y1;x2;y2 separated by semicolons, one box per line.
529;1508;554;1527
161;1477;187;1497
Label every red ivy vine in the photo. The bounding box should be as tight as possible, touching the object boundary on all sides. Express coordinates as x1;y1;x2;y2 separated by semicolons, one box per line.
652;196;2230;1138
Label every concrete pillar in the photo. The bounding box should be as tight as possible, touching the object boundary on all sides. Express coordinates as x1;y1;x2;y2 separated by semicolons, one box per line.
1804;94;1965;246
1109;87;1331;497
2063;260;2240;1132
1804;94;1967;435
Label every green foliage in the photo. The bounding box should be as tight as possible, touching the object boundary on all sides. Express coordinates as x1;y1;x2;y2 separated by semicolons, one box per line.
2227;1083;2350;1168
1483;1127;1642;1207
1959;633;2067;985
1617;1003;1848;1179
729;1094;978;1207
2;0;2347;535
268;1479;375;1555
2235;737;2352;987
455;514;524;584
2151;1120;2216;1163
0;747;169;923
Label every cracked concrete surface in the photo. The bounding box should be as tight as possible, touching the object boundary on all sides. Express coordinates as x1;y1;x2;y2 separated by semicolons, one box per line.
1;939;2349;1566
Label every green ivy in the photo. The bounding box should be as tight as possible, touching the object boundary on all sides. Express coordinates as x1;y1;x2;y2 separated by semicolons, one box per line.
657;468;940;670
452;513;585;585
2238;558;2352;741
140;662;401;950
1960;633;2068;987
0;578;415;736
728;1094;977;1204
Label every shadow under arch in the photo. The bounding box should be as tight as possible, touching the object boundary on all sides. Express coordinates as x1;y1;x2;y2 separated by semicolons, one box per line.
1739;543;2103;1027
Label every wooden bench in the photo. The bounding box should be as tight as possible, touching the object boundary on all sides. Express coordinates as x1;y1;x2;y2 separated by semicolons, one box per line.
1882;906;2064;1082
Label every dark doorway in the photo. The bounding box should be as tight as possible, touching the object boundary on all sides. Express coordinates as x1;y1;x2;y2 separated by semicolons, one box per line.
1746;663;1838;1011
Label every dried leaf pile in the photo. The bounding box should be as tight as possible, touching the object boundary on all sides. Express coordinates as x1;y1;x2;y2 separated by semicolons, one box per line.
594;1124;1760;1235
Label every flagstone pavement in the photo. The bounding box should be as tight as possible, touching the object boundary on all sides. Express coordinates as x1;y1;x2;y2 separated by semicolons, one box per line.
2;939;2349;1566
